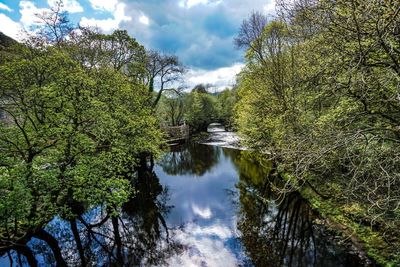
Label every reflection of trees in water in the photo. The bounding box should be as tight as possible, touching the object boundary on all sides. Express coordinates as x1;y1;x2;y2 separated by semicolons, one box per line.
158;143;220;176
238;190;318;267
234;151;360;267
220;147;240;165
1;229;68;267
2;163;182;266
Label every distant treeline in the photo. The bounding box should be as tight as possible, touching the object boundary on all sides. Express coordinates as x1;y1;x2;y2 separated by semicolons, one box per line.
157;83;238;132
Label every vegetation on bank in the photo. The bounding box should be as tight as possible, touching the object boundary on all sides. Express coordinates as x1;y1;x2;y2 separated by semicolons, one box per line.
234;0;400;265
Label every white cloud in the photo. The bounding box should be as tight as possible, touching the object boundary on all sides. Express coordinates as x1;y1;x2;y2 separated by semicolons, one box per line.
0;3;12;12
139;14;149;25
164;222;238;267
185;63;244;91
79;17;118;32
47;0;84;13
89;0;118;12
0;14;25;41
19;0;84;29
192;204;212;219
187;0;209;8
263;0;276;14
187;223;233;239
179;0;222;9
80;2;131;32
113;3;131;22
19;1;49;27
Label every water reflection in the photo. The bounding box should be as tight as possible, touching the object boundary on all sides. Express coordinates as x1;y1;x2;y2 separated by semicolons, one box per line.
1;143;367;266
1;162;182;267
158;143;220;176
155;144;250;266
156;144;365;266
233;151;364;267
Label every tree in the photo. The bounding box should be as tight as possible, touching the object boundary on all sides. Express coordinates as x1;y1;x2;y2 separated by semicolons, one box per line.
157;90;185;126
192;83;212;94
0;12;161;257
66;28;147;80
29;0;74;46
234;11;268;64
235;2;400;264
216;88;238;128
184;89;218;132
145;50;186;107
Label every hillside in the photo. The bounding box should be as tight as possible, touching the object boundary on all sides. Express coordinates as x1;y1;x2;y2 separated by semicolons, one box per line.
0;32;17;48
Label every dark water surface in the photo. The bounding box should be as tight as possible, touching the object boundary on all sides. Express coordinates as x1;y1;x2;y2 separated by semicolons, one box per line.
1;143;365;266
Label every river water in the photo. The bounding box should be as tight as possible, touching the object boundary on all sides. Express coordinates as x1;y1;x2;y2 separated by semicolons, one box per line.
1;131;368;266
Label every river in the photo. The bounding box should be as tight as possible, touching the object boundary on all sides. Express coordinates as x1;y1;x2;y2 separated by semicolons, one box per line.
0;128;369;266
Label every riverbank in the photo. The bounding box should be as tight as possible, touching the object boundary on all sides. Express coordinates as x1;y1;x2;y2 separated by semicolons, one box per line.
301;183;399;266
267;167;399;266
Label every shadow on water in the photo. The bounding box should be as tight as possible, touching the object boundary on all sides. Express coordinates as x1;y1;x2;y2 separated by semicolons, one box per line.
1;143;368;266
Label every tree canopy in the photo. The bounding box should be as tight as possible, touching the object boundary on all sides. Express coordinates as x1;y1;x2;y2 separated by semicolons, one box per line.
0;10;162;253
235;1;400;264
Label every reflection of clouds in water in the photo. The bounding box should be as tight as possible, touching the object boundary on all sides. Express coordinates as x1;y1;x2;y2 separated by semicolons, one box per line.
155;151;239;225
192;203;213;219
162;222;238;267
155;144;251;266
185;222;233;239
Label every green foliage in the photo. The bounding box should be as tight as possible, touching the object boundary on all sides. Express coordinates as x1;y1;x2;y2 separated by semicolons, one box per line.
216;88;238;129
66;28;147;80
235;0;400;263
184;90;218;132
156;86;238;132
0;29;161;245
156;91;184;126
155;84;238;132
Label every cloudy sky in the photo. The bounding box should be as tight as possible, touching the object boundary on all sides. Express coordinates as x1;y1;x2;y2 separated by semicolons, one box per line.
0;0;275;89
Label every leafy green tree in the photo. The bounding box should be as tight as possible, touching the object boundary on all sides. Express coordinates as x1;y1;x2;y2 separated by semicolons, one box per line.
235;1;400;263
0;24;161;253
216;88;238;129
184;88;218;132
66;28;147;78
